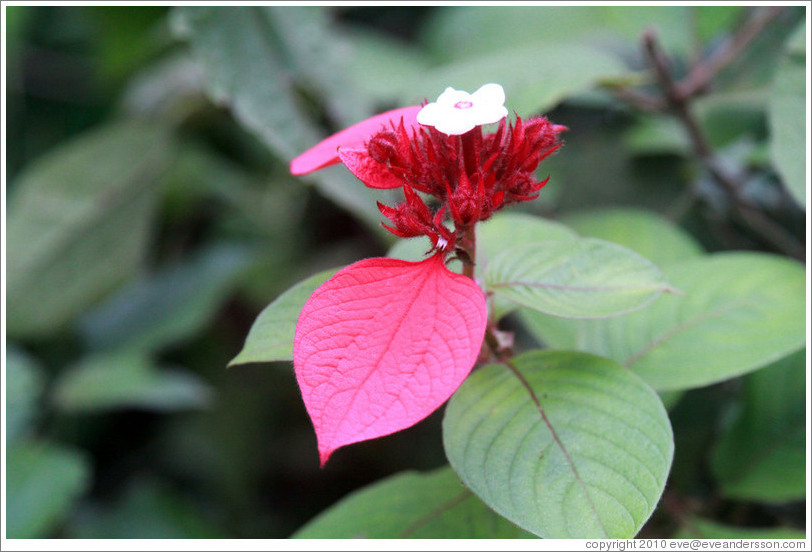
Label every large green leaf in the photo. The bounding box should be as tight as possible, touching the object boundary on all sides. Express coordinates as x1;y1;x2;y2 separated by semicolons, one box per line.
563;207;704;266
6;121;174;338
293;466;535;538
52;349;213;413
171;6;389;231
6;441;91;538
172;6;353;159
768;23;806;208
80;244;251;351
421;6;696;63
408;43;633;117
342;27;430;101
521;253;806;391
443;350;673;538
485;239;673;319
229;267;339;366
711;349;806;503
5;347;45;443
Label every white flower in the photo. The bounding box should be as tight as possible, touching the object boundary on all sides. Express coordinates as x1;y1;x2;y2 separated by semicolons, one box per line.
417;83;509;136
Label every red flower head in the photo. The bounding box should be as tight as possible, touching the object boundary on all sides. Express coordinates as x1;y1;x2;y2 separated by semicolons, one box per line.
293;83;565;253
289;84;565;465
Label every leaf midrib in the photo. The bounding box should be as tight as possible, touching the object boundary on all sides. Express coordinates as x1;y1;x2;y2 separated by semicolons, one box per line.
623;298;755;368
502;359;610;538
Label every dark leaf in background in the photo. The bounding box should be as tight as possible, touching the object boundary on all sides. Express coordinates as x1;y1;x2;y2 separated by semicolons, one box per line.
51;349;213;413
768;23;806;208
6;121;176;338
5;347;46;443
6;441;91;538
67;478;231;539
79;244;251;352
711;349;806;503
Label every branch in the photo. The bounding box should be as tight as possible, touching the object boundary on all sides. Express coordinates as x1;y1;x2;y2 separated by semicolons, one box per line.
642;31;805;261
677;7;786;100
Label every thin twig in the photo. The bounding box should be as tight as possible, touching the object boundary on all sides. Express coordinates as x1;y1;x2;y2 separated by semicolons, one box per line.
677;6;786;100
642;31;805;260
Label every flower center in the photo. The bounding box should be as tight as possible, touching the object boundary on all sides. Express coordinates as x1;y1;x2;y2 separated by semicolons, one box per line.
453;100;474;110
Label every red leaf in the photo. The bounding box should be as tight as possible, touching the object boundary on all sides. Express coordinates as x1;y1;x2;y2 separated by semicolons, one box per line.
338;148;405;189
293;255;487;466
289;106;422;175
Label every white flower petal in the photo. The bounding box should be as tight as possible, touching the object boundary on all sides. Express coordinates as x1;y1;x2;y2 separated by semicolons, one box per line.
417;83;508;136
472;83;506;106
435;86;466;106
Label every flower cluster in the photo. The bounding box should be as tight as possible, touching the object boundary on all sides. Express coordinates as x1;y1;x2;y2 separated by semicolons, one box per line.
336;84;565;252
288;84;566;465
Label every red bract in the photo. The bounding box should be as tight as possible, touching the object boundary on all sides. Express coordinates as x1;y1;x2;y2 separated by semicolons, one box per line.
354;116;565;231
293;255;487;466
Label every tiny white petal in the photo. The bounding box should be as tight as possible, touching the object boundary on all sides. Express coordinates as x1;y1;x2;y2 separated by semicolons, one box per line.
472;83;506;106
417;83;508;136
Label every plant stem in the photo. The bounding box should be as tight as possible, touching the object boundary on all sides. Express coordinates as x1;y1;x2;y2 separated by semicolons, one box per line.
459;225;477;280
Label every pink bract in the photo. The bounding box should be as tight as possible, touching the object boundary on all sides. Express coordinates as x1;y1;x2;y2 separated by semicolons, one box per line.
289;105;422;175
292;254;487;466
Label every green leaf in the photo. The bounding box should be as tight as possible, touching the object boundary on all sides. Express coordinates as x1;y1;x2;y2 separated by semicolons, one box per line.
6;441;91;538
443;350;673;538
80;244;251;351
711;349;806;503
6;121;174;338
675;517;806;539
486;239;674;319
599;6;694;55
562;207;704;266
408;43;633;116
342;27;430;101
229;268;339;366
522;253;806;391
171;6;388;232
293;466;535;538
68;479;230;538
694;6;744;44
421;6;695;63
172;6;342;159
421;7;606;63
625;116;691;157
477;213;579;269
5;347;45;442
52;349;213;413
768;23;806;208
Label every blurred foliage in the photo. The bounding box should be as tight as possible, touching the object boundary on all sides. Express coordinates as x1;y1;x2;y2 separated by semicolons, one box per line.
3;5;807;540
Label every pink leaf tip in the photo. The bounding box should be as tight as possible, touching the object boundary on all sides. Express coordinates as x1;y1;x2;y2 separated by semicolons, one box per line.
289;105;423;176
